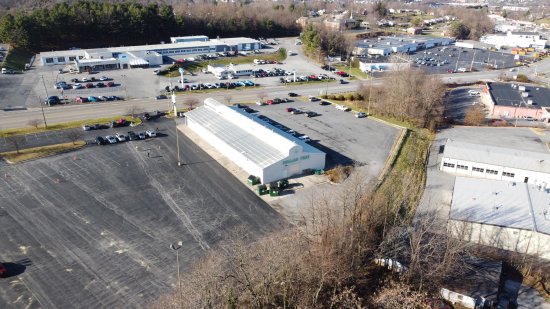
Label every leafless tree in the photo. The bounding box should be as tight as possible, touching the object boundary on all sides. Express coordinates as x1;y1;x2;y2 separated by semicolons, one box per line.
65;129;83;145
27;119;42;129
183;97;199;110
464;104;485;126
5;135;26;154
125;105;143;118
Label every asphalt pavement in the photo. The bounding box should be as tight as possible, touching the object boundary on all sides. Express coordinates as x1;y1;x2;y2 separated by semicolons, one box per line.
0;117;287;308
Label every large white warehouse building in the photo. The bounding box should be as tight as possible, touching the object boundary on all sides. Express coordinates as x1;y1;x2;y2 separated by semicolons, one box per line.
440;139;550;186
184;98;326;184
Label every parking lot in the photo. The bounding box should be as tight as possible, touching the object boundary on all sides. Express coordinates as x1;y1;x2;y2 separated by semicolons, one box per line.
444;86;485;123
0;117;286;308
250;96;399;178
411;46;517;74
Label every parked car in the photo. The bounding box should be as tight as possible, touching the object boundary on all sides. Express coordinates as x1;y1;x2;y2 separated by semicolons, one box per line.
81;77;89;82
95;82;105;87
99;76;109;81
255;101;266;106
127;131;137;141
356;112;367;118
291;109;303;115
73;83;83;89
138;132;146;140
146;130;156;137
44;96;60;105
155;95;167;100
288;92;298;97
286;107;295;113
298;135;311;142
115;132;127;142
305;111;319;117
85;83;94;88
319;100;330;106
95;136;106;145
106;81;115;87
107;95;120;101
74;96;87;103
105;135;117;144
87;96;98;102
308;96;320;102
82;125;92;131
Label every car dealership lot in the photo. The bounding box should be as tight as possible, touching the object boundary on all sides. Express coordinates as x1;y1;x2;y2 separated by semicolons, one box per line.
0;117;285;308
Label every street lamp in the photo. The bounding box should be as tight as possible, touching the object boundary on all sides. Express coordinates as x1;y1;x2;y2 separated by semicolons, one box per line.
172;90;183;166
170;241;183;308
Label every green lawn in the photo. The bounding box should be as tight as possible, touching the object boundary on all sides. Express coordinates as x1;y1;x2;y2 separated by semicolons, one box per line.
0;116;142;137
2;47;34;71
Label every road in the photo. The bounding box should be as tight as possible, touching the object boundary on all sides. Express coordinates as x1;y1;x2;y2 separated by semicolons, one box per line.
1;57;549;131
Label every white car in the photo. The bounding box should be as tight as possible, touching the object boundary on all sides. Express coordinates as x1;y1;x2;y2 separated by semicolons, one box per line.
153;69;160;75
105;135;117;144
81;77;89;82
288;51;297;56
298;135;311;142
73;83;83;89
146;130;156;137
99;76;109;81
115;133;127;142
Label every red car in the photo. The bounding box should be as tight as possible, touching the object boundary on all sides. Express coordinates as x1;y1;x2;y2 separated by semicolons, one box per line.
266;99;274;105
107;82;115;87
74;96;88;103
286;107;295;112
0;262;7;277
85;83;94;88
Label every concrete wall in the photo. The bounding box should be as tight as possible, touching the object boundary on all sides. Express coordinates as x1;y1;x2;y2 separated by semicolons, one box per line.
448;220;550;260
440;158;550;185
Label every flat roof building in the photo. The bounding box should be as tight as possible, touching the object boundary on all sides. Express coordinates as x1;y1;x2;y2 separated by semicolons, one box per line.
482;82;550;121
184;98;326;184
354;35;455;57
448;177;550;260
39;36;261;71
480;31;547;50
440;139;550;186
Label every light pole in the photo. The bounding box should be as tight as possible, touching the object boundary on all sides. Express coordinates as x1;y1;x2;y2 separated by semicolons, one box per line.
172;91;182;166
170;241;183;308
367;72;373;115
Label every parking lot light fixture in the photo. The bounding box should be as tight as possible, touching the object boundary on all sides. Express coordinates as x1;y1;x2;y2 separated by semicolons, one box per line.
170;241;184;309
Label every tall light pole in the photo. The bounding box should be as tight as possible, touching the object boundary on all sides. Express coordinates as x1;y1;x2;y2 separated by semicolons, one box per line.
172;91;182;166
170;241;183;309
367;72;373;115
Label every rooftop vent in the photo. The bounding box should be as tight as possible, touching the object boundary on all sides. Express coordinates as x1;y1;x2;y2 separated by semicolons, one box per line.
522;92;529;97
519;85;526;91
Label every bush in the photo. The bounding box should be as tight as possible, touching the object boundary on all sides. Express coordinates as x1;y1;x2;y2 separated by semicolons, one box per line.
345;93;355;101
336;94;345;101
515;74;530;83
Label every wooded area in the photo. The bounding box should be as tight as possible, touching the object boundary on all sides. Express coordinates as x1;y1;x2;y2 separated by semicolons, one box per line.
0;1;301;51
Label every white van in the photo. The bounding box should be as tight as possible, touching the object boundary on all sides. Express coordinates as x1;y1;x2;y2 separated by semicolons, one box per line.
1;68;6;74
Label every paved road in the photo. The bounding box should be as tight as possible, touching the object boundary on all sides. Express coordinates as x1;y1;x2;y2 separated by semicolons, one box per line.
0;118;286;308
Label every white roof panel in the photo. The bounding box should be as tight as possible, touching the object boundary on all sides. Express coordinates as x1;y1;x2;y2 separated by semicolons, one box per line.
185;98;325;169
443;139;550;174
451;177;550;234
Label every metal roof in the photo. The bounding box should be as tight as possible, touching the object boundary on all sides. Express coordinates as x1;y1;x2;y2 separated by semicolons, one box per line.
450;177;550;235
184;98;323;169
443;139;550;174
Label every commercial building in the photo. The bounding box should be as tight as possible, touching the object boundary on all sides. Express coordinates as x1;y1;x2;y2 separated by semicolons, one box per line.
481;82;550;121
39;36;261;72
354;36;454;57
184;98;326;184
480;31;547;50
447;177;550;260
440;139;550;186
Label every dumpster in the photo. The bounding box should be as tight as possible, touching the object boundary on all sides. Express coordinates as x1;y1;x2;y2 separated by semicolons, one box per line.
269;188;280;196
247;175;260;186
277;179;289;189
314;169;324;175
256;184;268;195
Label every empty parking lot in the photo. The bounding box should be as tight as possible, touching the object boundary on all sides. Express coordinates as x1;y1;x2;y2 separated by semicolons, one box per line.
0;118;286;308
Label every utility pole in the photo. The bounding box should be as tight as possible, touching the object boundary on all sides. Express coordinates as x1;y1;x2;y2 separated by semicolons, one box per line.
470;49;477;72
170;242;183;309
172;90;182;166
367;73;373;115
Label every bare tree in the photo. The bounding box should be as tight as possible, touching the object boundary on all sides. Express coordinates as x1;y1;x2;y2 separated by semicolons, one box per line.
5;135;26;154
224;95;233;105
126;105;143;118
464;104;485;126
27;119;42;129
183;97;199;110
65;129;83;145
256;92;267;103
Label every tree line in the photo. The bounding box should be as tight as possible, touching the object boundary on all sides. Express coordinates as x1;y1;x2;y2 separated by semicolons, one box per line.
0;1;302;51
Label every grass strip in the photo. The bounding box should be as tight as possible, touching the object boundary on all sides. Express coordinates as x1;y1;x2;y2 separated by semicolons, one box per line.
2;47;34;71
0;116;142;137
1;140;86;164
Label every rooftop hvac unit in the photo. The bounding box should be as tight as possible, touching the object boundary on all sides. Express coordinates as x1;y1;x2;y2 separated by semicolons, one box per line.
378;37;382;41
528;99;533;105
536;88;540;91
522;92;529;97
387;42;391;45
545;210;550;221
519;85;526;91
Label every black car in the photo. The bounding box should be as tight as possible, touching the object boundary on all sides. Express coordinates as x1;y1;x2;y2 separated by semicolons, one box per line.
155;95;168;100
243;107;255;113
288;92;298;97
44;96;60;105
144;112;151;120
319;100;331;106
96;82;105;87
127;131;137;140
305;111;319;117
95;136;106;145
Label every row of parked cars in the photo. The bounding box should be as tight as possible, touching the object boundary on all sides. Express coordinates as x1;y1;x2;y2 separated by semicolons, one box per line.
163;80;255;95
95;130;156;145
